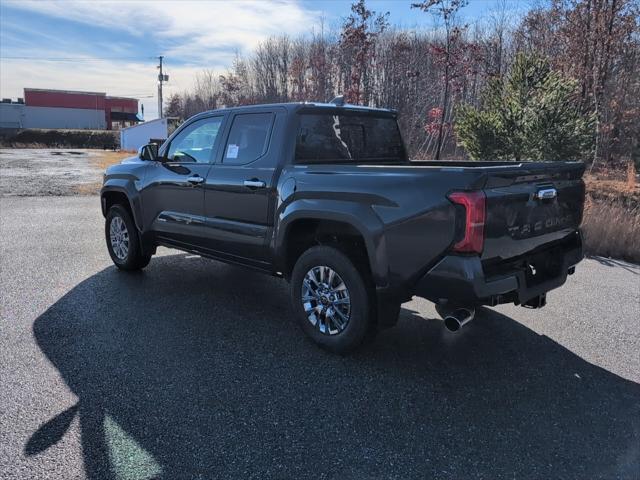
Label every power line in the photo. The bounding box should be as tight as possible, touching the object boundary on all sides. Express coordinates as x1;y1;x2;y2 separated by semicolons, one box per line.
109;94;156;99
0;56;156;62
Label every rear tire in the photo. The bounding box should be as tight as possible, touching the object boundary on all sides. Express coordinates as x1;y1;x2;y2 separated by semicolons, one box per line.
290;246;375;353
105;204;151;271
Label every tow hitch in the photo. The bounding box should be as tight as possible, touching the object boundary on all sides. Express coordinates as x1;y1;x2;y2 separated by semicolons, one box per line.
522;294;547;309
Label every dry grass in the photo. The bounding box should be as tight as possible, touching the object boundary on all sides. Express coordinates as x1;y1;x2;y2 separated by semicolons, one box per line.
73;150;133;195
584;175;640;206
73;182;104;195
582;175;640;263
90;150;134;170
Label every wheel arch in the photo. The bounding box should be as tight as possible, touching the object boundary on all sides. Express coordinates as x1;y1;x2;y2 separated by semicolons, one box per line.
275;204;389;287
101;181;143;232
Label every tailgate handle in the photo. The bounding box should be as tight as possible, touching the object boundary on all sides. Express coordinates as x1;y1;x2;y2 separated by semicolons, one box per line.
536;188;557;200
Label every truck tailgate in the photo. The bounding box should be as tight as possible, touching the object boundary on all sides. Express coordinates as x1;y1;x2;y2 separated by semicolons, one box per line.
481;162;585;263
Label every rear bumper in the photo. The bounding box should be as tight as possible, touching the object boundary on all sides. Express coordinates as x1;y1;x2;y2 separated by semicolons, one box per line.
414;231;583;306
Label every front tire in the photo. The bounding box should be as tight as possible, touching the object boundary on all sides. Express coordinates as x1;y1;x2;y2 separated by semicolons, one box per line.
105;204;151;271
290;246;375;353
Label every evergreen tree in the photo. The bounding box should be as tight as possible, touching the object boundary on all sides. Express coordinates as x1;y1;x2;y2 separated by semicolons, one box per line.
164;94;183;120
456;53;595;161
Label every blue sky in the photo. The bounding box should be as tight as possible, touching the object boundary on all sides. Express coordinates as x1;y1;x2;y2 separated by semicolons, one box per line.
0;0;531;119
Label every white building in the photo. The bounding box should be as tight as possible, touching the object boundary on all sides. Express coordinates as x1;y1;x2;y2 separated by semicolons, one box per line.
120;118;170;151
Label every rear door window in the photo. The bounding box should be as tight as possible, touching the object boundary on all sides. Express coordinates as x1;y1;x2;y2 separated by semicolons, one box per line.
295;112;407;164
223;113;274;165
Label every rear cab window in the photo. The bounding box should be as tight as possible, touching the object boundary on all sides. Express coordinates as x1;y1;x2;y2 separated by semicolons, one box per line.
295;111;408;164
223;112;274;165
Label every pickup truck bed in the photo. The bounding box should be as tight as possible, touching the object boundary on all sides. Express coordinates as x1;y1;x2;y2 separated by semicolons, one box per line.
102;101;585;353
277;159;584;303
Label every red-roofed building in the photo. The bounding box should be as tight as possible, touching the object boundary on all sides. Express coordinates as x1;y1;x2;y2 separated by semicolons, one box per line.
0;88;141;130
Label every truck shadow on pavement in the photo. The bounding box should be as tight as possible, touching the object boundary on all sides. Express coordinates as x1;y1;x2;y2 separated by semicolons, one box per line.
29;254;640;479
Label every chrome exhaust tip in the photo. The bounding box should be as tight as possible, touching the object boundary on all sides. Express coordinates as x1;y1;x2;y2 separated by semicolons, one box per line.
436;305;475;332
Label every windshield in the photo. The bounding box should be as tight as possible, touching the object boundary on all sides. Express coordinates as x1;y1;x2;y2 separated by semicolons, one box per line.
295;112;408;164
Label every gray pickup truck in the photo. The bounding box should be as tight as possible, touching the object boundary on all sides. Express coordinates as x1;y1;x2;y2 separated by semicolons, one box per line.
101;100;585;352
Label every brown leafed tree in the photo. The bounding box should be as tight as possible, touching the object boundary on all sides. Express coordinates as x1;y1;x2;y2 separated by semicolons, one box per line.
412;0;469;160
162;0;638;166
339;0;389;105
516;0;640;167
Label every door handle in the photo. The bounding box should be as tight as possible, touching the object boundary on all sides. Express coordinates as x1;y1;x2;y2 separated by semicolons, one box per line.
243;179;266;189
187;175;204;184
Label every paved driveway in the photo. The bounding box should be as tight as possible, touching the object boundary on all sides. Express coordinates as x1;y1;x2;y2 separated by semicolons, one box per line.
1;196;639;479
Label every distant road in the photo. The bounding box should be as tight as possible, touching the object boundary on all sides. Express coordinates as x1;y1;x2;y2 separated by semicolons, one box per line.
1;196;639;479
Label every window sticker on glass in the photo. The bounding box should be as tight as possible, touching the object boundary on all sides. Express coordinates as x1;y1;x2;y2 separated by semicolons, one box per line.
227;144;239;159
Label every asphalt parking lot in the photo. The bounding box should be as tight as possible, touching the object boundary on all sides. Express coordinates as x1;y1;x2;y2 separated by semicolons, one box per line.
1;195;639;479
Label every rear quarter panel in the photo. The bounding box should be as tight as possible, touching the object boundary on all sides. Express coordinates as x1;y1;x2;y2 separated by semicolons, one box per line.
275;164;486;291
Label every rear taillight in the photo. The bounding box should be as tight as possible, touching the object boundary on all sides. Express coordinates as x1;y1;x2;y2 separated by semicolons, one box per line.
448;191;486;254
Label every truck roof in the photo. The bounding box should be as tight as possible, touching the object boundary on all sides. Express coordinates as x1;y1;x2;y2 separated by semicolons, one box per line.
188;101;396;121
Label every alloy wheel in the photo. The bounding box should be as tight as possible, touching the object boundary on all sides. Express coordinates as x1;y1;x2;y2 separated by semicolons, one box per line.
109;216;129;260
301;266;351;335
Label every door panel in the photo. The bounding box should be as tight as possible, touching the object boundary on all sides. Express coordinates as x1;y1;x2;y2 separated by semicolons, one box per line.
202;164;274;260
141;162;212;247
202;109;283;264
140;115;225;247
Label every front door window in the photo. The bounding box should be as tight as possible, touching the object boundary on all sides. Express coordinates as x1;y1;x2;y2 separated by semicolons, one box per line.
167;117;223;163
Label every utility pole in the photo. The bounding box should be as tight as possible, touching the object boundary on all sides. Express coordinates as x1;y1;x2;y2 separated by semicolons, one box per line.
157;55;167;118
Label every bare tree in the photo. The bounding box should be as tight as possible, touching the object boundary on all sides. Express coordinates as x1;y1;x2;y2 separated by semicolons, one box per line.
164;0;638;165
412;0;468;159
339;0;389;104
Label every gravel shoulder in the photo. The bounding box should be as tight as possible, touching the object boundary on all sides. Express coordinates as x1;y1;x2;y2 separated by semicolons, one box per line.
1;196;639;479
0;148;129;196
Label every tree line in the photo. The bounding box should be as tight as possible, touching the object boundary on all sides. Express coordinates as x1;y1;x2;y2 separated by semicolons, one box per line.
164;0;639;165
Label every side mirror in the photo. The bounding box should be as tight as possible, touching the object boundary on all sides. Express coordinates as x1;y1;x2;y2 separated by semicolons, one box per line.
138;143;158;161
